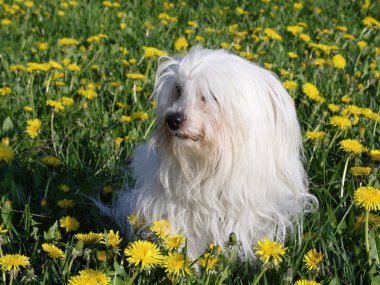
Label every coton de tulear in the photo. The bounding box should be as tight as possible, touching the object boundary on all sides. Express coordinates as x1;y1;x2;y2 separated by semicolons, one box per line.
97;46;317;259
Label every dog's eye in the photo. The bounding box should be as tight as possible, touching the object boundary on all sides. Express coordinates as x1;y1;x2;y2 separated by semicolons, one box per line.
201;96;206;102
174;85;182;98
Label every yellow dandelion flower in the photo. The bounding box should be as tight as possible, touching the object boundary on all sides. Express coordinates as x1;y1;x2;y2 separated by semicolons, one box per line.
46;99;65;112
309;43;338;54
97;251;107;262
293;2;303;10
343;33;355;40
42;243;65;260
328;104;340;113
58;38;79;46
23;106;33;112
59;216;80;232
68;269;110;285
142;46;167;58
332;54;346;69
339;139;365;154
357;41;368;49
369;150;380;161
0;144;15;163
102;185;112;193
1;19;12;26
302;83;325;103
124;240;163;269
48;61;62;70
303;249;323;271
1;137;9;146
283;80;298;91
59;184;70;193
42;156;63;167
57;199;75;209
75;232;103;245
209;243;223;254
288;52;298;59
0;87;11;96
254;239;287;266
174;37;189;51
162;252;193;278
61;97;74;106
335;25;347;32
67;63;81;72
329;116;352;129
120;115;132;123
354;186;380;211
264;28;282;41
37;42;48;50
264;62;273;69
362;16;380;28
299;33;311;42
350;166;372;176
0;254;30;272
305;131;326;140
294;280;322;285
151;219;171;238
114;137;123;148
78;87;97;100
132;111;149;121
26;118;42;139
104;230;122;248
287;25;304;35
198;253;219;271
195;35;205;42
26;62;51;72
163;234;186;250
9;64;25;72
313;58;327;66
127;73;145;80
341;95;351;103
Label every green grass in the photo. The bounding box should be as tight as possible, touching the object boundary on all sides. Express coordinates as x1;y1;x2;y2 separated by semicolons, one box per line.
0;0;379;284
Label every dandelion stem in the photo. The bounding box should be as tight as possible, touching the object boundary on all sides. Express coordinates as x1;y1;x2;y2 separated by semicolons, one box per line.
43;176;52;199
127;270;139;285
251;267;267;285
340;156;350;203
365;210;371;266
50;112;57;154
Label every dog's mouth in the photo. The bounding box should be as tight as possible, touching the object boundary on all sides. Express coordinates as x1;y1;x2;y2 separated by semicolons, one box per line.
172;130;201;142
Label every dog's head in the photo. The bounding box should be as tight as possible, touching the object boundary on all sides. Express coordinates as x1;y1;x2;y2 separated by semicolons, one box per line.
151;47;301;158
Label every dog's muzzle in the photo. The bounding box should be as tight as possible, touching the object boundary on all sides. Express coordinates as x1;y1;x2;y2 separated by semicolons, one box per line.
166;112;185;130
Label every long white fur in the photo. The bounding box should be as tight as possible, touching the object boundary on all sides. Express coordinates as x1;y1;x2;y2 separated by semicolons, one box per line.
97;46;318;259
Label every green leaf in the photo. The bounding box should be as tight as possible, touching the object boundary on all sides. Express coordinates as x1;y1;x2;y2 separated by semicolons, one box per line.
369;228;380;265
1;199;12;230
371;275;380;285
2;116;13;132
44;221;59;241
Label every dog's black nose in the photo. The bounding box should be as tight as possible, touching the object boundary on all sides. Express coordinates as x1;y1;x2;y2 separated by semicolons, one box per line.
166;112;185;130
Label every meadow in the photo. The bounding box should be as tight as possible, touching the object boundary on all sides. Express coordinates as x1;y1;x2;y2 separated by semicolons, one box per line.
0;0;380;284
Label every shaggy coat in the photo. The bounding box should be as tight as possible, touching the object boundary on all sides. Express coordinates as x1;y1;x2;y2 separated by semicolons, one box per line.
97;47;317;258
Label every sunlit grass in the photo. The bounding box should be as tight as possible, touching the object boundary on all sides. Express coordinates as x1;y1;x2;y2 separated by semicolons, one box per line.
0;0;379;284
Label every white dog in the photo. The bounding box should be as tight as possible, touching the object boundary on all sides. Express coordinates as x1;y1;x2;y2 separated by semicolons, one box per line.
98;46;317;259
